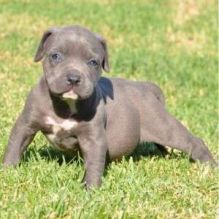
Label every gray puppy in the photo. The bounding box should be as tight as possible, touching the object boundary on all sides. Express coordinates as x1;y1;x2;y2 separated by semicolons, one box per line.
3;25;216;188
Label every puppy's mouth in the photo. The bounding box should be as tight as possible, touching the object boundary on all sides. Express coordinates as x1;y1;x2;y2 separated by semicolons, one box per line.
47;79;94;101
61;89;78;100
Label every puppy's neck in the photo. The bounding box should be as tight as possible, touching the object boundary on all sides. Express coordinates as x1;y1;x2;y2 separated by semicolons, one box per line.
48;87;100;121
39;76;78;118
64;99;77;115
49;94;74;118
73;87;100;121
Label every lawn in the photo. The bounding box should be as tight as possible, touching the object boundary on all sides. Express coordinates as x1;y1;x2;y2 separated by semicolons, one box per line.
0;0;218;218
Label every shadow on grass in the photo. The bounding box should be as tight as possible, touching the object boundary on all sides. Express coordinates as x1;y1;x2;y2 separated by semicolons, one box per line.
129;142;169;161
23;145;83;166
22;142;185;166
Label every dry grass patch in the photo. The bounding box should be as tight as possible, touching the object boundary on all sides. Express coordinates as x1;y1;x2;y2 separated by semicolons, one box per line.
0;13;52;39
172;0;215;26
166;27;207;54
165;0;216;54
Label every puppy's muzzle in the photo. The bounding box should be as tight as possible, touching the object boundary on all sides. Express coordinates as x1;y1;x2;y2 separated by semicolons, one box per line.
66;73;81;85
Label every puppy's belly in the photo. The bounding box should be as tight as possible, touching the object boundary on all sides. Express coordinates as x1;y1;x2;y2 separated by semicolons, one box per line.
45;133;79;151
106;114;140;160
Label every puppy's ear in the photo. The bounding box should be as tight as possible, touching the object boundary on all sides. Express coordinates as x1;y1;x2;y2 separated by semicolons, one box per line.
34;28;58;62
96;34;110;72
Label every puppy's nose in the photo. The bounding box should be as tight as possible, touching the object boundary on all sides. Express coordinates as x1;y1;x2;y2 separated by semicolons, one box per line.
66;73;81;85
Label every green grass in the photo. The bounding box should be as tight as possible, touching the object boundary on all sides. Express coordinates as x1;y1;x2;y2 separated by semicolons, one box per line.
0;0;218;218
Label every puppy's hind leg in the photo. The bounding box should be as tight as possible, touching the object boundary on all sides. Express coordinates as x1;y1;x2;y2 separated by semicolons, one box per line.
140;99;217;166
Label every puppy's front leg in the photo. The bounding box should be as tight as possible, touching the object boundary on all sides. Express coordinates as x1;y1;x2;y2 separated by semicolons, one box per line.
3;112;37;167
78;125;108;188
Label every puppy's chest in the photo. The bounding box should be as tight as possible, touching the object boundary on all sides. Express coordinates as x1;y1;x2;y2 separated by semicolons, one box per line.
43;116;79;151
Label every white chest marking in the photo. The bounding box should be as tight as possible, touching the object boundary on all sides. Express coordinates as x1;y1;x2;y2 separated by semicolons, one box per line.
44;117;78;151
46;117;78;132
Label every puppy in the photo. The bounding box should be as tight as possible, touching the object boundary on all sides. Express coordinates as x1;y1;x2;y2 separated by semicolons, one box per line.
3;26;216;188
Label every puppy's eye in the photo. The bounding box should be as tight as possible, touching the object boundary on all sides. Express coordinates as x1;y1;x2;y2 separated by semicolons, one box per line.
88;59;99;67
50;52;63;63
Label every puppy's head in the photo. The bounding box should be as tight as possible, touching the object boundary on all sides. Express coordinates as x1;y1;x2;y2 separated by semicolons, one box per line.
34;25;109;100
